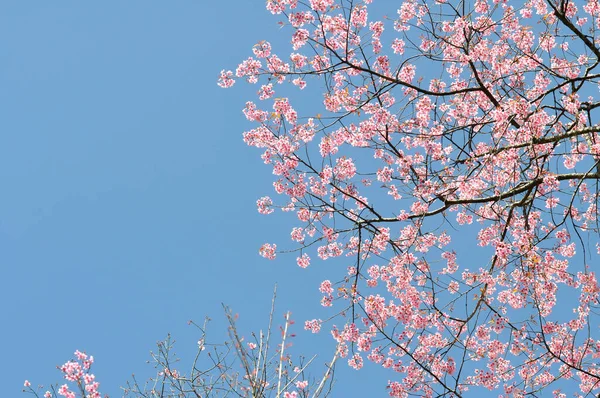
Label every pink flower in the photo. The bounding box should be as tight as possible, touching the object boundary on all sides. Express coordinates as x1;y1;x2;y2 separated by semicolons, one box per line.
257;196;275;215
296;253;310;268
448;280;460;294
309;0;334;12
258;83;275;100
319;279;333;294
83;373;95;384
545;196;559;209
259;243;277;259
217;70;235;88
304;319;322;333
292;77;306;89
24;380;31;387
291;29;309;50
58;384;74;398
252;41;272;58
348;353;363;370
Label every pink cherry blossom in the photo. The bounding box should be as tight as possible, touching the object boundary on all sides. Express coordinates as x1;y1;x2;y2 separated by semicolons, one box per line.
259;243;277;260
217;69;235;88
221;0;600;395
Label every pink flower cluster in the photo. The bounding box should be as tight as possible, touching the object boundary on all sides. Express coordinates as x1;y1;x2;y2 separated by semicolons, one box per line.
26;350;101;398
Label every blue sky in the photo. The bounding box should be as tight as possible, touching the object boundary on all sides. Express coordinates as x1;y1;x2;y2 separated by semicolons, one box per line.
1;2;393;397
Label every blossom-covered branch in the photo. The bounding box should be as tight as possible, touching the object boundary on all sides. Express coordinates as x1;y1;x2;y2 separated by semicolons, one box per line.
221;0;600;395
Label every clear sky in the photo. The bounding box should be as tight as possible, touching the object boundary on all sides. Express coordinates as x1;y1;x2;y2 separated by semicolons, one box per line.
2;2;391;397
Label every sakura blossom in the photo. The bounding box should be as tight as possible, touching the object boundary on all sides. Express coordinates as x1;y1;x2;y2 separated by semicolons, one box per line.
220;0;600;395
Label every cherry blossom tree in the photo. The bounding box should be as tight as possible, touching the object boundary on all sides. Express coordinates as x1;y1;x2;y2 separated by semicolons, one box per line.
24;290;337;398
220;0;600;396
